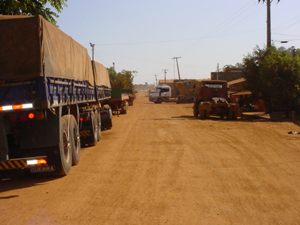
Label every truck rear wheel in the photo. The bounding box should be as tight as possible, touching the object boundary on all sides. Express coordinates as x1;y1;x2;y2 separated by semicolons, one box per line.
193;103;199;118
228;110;237;120
90;111;100;146
199;110;207;120
95;111;101;142
80;111;99;147
101;109;112;130
198;104;207;120
69;116;80;166
120;102;128;114
55;115;73;176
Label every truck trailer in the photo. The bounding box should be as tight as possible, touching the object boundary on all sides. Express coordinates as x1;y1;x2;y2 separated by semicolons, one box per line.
0;15;112;176
174;79;200;104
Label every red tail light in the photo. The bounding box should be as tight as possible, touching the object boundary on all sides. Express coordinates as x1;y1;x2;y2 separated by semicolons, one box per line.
8;111;45;122
80;116;89;122
28;113;35;120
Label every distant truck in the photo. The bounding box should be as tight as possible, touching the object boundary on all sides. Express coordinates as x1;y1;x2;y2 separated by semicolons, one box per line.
193;80;239;119
122;89;135;106
174;79;200;103
109;88;130;115
0;15;112;176
149;85;172;103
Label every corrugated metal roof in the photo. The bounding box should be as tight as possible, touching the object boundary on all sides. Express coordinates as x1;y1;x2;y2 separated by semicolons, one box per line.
228;78;246;85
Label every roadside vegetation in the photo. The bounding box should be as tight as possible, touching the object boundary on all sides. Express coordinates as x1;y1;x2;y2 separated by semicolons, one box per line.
0;0;67;24
242;46;300;113
108;67;135;92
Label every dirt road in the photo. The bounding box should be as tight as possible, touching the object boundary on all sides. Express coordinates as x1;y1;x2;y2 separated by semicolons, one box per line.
1;92;300;225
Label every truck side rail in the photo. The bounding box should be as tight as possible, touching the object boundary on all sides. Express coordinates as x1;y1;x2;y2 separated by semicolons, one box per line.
0;77;111;110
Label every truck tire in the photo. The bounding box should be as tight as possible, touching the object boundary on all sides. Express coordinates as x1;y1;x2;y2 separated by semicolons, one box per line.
106;108;113;129
101;110;112;130
193;103;199;118
69;115;80;166
55;115;73;176
80;111;99;147
228;110;237;120
154;98;162;104
120;102;128;114
90;111;100;146
100;111;108;130
95;111;101;142
198;104;207;120
199;110;207;120
107;108;113;129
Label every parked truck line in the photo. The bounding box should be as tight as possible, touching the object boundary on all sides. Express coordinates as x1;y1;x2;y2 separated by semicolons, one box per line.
0;15;112;176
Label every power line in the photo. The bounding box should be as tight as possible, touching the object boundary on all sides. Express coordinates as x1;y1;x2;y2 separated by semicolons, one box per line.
273;15;300;31
273;32;300;37
209;0;254;36
95;0;255;47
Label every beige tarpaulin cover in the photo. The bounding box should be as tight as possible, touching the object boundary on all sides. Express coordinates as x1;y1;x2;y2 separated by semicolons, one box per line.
0;15;94;85
94;62;111;88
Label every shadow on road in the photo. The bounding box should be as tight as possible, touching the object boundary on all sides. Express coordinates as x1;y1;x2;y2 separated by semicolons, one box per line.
171;114;291;123
0;171;57;194
171;115;195;120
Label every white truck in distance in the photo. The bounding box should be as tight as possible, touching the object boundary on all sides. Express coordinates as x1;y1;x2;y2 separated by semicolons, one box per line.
149;85;172;103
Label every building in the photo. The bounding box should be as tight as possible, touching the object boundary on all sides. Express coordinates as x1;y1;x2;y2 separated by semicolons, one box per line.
211;68;243;81
228;78;265;112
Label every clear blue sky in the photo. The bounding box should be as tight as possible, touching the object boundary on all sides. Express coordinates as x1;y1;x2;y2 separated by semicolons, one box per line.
57;0;300;84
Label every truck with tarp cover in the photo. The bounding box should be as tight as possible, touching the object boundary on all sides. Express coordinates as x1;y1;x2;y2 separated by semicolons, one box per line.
0;15;112;175
174;79;200;103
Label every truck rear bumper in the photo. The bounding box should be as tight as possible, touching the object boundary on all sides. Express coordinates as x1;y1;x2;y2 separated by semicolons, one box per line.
0;156;48;171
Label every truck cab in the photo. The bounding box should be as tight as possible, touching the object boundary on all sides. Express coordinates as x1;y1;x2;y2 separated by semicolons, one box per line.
149;85;172;103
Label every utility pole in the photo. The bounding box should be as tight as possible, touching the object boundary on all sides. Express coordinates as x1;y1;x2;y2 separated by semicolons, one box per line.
259;0;280;48
266;0;271;48
291;46;296;57
172;57;181;80
90;42;95;61
89;42;98;102
217;63;220;80
162;69;168;84
154;74;158;86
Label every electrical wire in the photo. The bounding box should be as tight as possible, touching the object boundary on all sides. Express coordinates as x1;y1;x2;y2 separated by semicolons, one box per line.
96;0;256;47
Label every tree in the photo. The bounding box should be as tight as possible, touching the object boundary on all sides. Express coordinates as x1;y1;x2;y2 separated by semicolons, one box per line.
0;0;67;24
108;67;135;92
243;46;300;113
223;64;243;73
